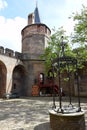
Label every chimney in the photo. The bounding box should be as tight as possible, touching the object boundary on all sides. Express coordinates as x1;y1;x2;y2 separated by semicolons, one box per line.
28;13;34;25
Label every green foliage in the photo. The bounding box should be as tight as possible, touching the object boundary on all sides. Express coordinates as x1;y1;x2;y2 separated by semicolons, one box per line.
73;46;87;68
41;5;87;75
70;5;87;69
41;27;72;74
71;5;87;46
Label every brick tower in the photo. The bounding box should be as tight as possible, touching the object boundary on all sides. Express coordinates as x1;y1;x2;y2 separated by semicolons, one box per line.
21;5;51;96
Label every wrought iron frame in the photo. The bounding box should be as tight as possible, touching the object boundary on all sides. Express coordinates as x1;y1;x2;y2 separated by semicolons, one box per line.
51;37;81;113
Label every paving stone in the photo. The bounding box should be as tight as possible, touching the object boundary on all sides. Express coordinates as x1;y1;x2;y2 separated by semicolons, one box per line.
0;97;86;130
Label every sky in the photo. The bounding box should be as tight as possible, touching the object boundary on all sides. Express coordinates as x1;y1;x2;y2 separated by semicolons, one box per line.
0;0;87;52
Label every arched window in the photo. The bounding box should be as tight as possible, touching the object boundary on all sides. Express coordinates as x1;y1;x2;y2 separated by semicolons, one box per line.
39;73;44;84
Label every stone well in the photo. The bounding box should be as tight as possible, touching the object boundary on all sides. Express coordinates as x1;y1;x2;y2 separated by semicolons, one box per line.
49;36;86;130
49;110;85;130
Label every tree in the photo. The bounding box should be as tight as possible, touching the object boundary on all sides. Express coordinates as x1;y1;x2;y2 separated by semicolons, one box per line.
70;5;87;68
42;5;87;74
41;27;72;74
71;5;87;45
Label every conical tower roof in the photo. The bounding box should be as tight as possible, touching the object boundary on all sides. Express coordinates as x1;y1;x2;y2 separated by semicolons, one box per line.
34;5;41;23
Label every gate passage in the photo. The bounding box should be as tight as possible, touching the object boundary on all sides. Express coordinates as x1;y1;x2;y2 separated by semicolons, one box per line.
39;76;59;96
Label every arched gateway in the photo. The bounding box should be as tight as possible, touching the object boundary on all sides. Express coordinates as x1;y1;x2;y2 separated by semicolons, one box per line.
12;65;28;97
0;61;7;97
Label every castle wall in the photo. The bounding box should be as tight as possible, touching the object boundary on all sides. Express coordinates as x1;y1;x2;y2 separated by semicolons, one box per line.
0;54;17;95
0;48;25;97
74;66;87;96
0;46;22;59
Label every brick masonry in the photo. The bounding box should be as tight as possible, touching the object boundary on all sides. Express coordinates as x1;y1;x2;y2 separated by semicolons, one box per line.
32;85;39;96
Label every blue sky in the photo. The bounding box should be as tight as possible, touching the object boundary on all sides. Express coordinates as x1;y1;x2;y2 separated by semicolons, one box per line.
0;0;87;52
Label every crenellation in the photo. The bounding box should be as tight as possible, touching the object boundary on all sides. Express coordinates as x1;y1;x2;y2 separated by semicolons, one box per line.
15;51;23;59
0;46;4;54
5;48;14;57
0;46;23;59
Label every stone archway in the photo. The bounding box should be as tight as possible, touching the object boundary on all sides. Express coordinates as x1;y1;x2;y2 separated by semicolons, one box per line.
12;65;27;97
0;61;7;97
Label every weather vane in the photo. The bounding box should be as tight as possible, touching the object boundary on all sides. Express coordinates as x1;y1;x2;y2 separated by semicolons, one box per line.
35;0;38;7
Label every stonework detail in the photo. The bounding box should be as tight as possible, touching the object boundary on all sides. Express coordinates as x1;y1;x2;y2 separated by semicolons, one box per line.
49;111;85;130
22;24;51;40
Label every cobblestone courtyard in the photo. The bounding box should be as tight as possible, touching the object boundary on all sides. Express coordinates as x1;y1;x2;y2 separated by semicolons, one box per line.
0;97;87;130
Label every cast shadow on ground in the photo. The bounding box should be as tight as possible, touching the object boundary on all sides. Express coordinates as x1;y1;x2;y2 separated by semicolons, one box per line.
34;122;52;130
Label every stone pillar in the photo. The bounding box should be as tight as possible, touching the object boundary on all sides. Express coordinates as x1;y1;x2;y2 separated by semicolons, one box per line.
49;110;85;130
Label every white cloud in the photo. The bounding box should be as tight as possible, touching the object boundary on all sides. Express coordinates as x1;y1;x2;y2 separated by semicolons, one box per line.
0;0;8;10
63;19;75;36
0;16;27;52
63;0;87;36
42;0;87;27
65;0;87;13
45;0;87;37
